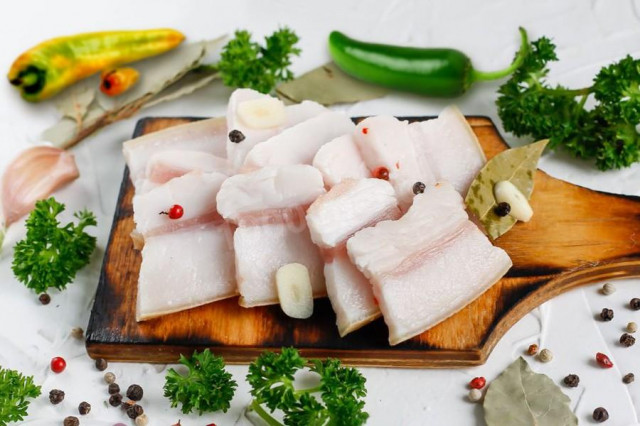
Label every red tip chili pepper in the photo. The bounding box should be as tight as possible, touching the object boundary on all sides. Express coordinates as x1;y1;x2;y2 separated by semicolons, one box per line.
596;352;613;368
469;377;486;389
51;356;66;373
372;166;389;180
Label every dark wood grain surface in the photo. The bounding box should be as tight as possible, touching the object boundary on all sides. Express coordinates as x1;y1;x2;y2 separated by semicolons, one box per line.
86;116;640;367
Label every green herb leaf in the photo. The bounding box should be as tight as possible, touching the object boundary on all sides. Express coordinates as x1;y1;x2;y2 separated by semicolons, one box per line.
465;139;548;240
0;366;41;424
484;357;577;426
163;349;237;415
12;197;97;295
276;62;388;106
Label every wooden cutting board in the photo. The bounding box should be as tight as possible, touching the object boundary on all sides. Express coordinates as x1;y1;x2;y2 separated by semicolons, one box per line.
86;116;640;367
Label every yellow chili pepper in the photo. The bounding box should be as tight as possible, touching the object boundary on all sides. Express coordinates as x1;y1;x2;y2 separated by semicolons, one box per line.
8;29;184;102
100;67;139;97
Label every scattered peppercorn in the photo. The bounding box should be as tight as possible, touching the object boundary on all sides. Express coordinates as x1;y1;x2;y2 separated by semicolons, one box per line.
126;384;144;401
593;407;609;422
601;282;616;295
103;372;116;384
49;389;65;404
596;352;614;368
538;348;553;363
63;416;80;426
228;129;245;143
362;127;369;135
563;374;579;388
620;333;636;347
412;181;426;195
600;308;614;321
630;298;640;310
468;388;482;403
469;377;486;389
628;322;638;333
135;414;149;426
95;358;108;371
493;202;511;217
39;293;51;305
372;166;389;180
78;401;91;415
623;373;635;384
126;404;144;419
70;327;84;340
51;356;67;373
527;344;538;356
108;383;120;395
108;393;123;407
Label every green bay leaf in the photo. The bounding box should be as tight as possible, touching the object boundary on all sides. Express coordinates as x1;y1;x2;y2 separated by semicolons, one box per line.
276;62;388;106
484;357;577;426
465;139;548;240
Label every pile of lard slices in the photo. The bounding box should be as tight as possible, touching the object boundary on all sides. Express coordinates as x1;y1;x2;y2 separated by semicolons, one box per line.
123;88;512;346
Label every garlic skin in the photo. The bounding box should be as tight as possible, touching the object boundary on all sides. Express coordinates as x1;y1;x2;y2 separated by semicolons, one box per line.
1;146;79;226
493;180;533;222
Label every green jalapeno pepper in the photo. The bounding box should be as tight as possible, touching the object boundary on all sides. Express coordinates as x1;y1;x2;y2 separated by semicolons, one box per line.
328;28;528;97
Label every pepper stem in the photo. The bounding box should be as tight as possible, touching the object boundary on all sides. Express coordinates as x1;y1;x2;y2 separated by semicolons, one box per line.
470;27;529;82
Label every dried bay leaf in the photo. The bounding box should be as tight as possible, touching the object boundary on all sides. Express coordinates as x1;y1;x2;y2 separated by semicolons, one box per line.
465;139;548;240
276;62;388;105
484;357;577;426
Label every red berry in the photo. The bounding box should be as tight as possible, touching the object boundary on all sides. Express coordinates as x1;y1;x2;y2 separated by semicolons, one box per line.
596;352;613;368
372;166;389;180
362;127;368;135
470;377;486;389
50;357;66;373
168;204;184;219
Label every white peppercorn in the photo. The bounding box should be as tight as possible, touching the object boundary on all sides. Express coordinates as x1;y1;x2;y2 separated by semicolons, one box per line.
135;413;149;426
628;322;638;333
538;348;553;363
601;282;616;295
468;388;483;402
104;372;116;384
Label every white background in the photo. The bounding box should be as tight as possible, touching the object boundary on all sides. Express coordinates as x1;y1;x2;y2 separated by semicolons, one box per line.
1;0;640;424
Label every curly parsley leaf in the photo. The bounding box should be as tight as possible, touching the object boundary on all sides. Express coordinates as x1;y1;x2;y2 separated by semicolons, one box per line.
164;349;237;415
0;366;41;424
217;28;300;94
12;197;96;295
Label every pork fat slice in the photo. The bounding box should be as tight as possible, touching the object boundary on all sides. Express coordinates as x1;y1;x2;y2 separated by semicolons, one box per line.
307;179;401;335
137;223;236;321
347;182;512;345
226;89;326;171
123;117;227;188
217;165;326;307
242;111;355;171
312;134;370;188
144;150;230;189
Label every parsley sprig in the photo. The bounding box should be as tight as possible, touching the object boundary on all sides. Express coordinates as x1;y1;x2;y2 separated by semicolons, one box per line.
497;35;640;170
0;366;41;425
12;197;96;296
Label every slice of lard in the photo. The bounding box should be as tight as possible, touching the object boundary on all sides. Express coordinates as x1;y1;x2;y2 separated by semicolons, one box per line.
123;117;227;188
347;182;512;345
226;88;326;171
312;134;370;188
241;111;355;172
217;165;326;307
136;223;236;321
306;179;401;336
353;116;436;210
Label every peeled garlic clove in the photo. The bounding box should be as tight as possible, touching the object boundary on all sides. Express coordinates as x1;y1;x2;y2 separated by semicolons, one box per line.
1;146;79;226
276;263;314;319
237;97;286;129
493;180;533;222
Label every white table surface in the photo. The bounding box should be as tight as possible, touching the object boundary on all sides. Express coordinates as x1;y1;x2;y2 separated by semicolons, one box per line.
1;0;640;424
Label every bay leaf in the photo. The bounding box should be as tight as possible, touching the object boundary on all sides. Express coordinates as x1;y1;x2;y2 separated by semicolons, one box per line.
465;139;548;240
276;62;388;106
484;357;577;426
143;67;220;109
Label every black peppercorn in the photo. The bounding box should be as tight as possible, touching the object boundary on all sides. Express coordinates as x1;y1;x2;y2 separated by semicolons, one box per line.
95;358;108;371
63;416;80;426
563;374;579;388
126;404;144;419
631;298;640;310
108;393;123;407
78;401;91;415
620;333;636;347
108;383;120;395
412;181;426;195
49;389;65;404
39;293;51;305
623;373;635;384
493;202;511;217
593;407;609;422
600;308;614;321
228;129;245;143
127;384;144;401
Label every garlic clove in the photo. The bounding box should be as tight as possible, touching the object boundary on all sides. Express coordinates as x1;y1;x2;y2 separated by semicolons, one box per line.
276;263;314;319
1;146;79;226
237;97;286;129
493;180;533;222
